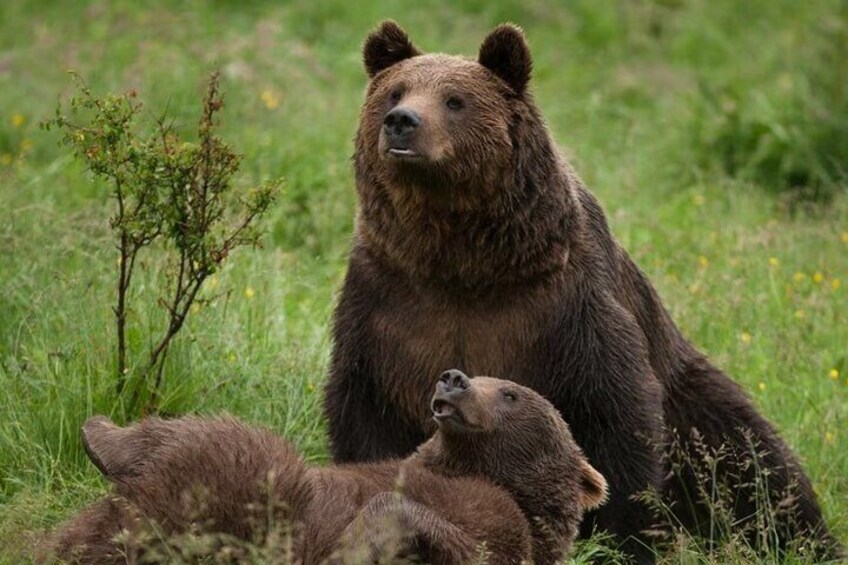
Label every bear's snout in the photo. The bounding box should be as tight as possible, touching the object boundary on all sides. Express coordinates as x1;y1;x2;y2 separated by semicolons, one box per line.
383;106;421;140
438;369;470;394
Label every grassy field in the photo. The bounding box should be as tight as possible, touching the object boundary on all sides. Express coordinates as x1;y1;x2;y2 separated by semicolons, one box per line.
1;0;846;562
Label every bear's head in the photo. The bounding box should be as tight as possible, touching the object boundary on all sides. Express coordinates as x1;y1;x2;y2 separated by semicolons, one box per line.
354;22;573;288
418;370;607;561
356;21;555;212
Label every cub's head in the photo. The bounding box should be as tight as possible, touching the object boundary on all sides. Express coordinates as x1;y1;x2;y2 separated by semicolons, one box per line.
421;370;607;558
357;21;539;205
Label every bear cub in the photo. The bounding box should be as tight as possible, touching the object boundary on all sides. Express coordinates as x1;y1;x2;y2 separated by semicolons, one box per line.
40;371;606;564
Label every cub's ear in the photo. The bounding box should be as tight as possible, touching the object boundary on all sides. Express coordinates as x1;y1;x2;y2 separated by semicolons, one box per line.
363;20;421;78
577;459;608;511
478;24;532;95
82;416;145;480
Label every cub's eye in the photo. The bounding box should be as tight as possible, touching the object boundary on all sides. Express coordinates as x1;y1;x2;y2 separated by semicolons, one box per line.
502;390;518;402
389;89;403;104
446;96;464;111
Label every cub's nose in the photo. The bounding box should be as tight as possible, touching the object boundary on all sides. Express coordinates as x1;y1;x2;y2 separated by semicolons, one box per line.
438;369;470;394
383;107;421;137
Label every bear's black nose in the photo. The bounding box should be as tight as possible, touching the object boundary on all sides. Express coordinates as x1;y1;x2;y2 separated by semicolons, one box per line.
438;369;470;393
383;107;421;137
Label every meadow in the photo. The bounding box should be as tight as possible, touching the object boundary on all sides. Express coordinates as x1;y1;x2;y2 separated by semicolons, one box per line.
0;0;846;562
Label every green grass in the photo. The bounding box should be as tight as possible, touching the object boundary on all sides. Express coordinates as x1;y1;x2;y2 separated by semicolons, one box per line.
1;0;846;562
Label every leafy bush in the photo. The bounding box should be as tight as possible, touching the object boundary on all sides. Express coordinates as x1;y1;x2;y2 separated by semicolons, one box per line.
43;73;280;415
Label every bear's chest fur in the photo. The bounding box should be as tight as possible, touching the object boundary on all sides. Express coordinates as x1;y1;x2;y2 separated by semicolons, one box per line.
367;273;566;427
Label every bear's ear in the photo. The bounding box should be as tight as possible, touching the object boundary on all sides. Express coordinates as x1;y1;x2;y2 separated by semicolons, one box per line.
82;416;144;480
363;20;421;78
577;459;608;510
478;24;532;95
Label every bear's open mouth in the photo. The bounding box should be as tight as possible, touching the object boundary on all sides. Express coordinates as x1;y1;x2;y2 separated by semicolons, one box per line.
431;398;483;432
431;399;461;421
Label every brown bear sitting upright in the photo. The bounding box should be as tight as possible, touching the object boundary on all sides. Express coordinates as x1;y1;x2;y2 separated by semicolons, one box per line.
324;21;841;562
40;372;607;564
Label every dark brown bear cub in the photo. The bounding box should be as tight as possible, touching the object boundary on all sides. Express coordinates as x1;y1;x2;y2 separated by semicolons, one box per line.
40;372;607;564
325;20;842;561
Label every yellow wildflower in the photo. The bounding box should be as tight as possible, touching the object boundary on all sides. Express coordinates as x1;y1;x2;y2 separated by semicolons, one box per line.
813;272;824;283
228;352;237;363
830;369;840;380
842;232;848;244
825;431;835;444
692;194;705;206
11;114;25;128
1;154;12;166
260;89;279;110
831;278;841;291
740;332;752;345
245;287;255;299
757;382;766;392
698;256;709;268
768;257;779;268
794;309;805;319
793;272;805;282
306;382;315;392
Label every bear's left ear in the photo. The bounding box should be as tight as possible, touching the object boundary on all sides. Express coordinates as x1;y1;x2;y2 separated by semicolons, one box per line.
81;416;139;480
363;20;421;78
577;459;609;510
478;24;532;95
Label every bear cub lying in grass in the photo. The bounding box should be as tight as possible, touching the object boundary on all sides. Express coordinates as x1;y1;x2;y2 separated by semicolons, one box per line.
40;371;607;564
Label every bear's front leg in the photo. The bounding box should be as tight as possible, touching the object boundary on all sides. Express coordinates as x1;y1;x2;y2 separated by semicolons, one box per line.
548;293;665;564
325;252;429;463
573;402;663;565
324;352;425;462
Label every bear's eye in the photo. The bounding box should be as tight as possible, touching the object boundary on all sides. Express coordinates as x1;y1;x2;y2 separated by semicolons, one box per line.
446;96;464;111
389;89;403;105
502;390;518;402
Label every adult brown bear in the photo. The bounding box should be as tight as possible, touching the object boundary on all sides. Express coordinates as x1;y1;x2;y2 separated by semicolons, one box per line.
324;20;841;561
39;372;606;564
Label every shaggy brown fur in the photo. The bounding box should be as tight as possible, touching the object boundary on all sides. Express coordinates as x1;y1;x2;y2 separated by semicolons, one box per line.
324;20;842;562
39;373;606;564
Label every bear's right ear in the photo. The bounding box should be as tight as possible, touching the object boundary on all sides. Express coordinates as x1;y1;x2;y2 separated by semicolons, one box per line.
577;459;609;511
363;20;420;78
82;416;144;480
478;24;532;95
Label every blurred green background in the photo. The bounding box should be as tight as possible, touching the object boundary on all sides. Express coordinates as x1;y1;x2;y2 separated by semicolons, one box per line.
0;1;846;562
